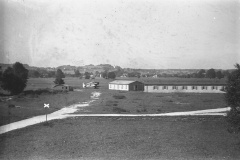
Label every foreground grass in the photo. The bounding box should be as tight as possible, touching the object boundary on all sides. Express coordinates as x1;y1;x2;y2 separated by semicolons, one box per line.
0;116;239;160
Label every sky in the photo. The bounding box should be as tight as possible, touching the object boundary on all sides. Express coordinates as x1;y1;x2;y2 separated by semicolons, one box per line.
0;0;239;69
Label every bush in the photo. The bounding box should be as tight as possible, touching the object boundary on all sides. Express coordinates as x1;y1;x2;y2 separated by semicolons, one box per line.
113;95;126;99
112;107;128;113
54;77;65;85
108;72;116;79
106;100;118;106
136;108;147;113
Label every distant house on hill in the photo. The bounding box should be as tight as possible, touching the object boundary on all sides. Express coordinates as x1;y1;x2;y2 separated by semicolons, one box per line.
109;80;144;91
52;84;73;91
144;82;226;93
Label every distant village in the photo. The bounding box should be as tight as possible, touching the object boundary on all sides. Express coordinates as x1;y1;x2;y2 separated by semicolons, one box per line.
0;63;233;79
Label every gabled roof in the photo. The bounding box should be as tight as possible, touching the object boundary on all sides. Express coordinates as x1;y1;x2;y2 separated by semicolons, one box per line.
109;80;142;85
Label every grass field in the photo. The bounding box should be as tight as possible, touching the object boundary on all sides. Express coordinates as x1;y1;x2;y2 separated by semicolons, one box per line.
84;90;227;114
0;77;228;126
0;116;239;160
1;77;239;159
0;77;110;126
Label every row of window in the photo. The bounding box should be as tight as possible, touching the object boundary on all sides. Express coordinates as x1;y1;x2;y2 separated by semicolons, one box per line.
109;84;128;89
153;86;224;90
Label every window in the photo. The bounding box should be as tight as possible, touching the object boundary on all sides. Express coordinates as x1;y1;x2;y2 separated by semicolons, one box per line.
202;86;206;90
183;86;187;90
153;85;159;90
162;86;168;90
212;86;216;90
173;86;177;90
192;86;197;90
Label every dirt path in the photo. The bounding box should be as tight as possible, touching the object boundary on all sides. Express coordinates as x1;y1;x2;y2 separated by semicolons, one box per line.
0;91;230;135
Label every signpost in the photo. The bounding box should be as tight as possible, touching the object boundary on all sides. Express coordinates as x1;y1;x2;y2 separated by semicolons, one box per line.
44;103;50;122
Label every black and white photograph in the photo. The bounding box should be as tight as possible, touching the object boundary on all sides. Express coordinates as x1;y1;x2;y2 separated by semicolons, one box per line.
0;0;240;159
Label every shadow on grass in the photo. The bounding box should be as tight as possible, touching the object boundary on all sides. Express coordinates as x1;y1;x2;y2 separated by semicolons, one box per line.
42;121;54;127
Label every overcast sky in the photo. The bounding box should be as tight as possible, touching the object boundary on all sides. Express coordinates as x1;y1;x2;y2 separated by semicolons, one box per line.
0;0;239;69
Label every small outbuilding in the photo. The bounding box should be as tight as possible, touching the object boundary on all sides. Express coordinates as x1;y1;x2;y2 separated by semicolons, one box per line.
109;80;144;91
52;84;73;91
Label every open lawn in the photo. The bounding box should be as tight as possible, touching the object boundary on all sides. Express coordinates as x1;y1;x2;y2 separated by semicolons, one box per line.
0;77;228;126
0;77;110;126
0;90;92;126
0;77;237;159
0;116;239;160
81;90;227;114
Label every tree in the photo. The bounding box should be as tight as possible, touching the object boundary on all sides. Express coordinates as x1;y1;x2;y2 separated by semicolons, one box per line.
1;62;28;95
115;66;124;77
47;71;55;78
127;72;141;77
197;69;205;78
56;69;65;78
225;63;240;133
0;66;2;82
108;71;116;79
206;68;216;79
223;70;230;78
216;71;223;79
54;69;65;85
95;71;100;77
84;72;90;79
54;77;65;85
102;70;108;79
74;70;81;77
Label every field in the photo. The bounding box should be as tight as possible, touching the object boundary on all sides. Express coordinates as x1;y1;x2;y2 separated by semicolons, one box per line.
1;77;239;159
1;116;240;159
0;77;227;125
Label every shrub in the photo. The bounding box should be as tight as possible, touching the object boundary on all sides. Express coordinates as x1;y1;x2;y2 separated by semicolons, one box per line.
136;108;147;113
112;107;128;113
113;95;126;99
106;100;118;106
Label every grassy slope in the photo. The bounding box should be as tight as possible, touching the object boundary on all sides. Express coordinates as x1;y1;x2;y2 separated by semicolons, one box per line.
0;116;239;160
